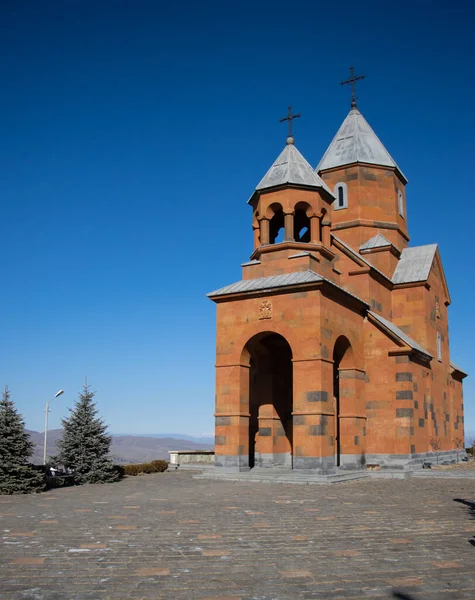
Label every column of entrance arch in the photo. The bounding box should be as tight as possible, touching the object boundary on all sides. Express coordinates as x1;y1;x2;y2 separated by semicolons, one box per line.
292;356;336;473
337;368;367;469
214;362;251;471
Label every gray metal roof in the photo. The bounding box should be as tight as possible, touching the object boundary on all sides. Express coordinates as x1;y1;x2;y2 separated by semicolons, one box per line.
208;270;324;297
208;269;368;307
289;251;311;259
360;233;394;250
392;244;437;284
317;108;406;182
240;259;261;267
369;311;432;359
332;235;391;282
254;141;334;197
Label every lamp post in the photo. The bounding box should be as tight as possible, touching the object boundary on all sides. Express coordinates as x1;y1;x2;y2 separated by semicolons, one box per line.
43;390;64;465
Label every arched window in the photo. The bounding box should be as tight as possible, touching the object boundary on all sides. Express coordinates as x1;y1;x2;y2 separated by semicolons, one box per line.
437;332;442;362
334;182;348;210
398;189;404;218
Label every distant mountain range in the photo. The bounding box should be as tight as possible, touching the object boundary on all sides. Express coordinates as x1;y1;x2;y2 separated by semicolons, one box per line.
112;433;215;444
26;429;214;465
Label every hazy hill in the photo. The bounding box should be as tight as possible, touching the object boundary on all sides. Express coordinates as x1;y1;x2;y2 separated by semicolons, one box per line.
27;429;214;465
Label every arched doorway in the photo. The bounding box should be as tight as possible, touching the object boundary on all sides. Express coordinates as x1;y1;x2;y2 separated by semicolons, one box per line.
243;333;293;469
333;336;354;468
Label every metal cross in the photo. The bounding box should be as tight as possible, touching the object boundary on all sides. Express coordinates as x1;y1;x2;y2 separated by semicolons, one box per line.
280;106;301;139
341;66;365;108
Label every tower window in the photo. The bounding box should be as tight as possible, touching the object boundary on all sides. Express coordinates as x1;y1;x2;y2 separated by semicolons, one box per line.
334;182;348;210
437;332;442;362
398;189;404;218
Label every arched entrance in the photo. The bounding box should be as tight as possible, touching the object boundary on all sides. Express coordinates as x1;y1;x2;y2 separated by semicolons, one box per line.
243;332;293;469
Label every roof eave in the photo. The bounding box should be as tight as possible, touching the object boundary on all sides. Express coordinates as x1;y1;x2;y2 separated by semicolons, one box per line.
207;272;369;310
247;182;335;205
317;161;408;185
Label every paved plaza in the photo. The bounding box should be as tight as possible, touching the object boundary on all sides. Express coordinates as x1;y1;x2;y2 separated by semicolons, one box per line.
1;471;475;600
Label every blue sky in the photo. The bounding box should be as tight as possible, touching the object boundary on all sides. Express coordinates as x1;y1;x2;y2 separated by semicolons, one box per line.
1;0;474;437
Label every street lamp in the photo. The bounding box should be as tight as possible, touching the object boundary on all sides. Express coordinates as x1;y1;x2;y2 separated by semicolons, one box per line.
43;390;64;465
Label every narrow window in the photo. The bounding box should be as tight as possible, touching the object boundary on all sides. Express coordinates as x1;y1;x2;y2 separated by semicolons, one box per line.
338;186;344;207
437;332;442;362
334;182;348;210
398;189;404;217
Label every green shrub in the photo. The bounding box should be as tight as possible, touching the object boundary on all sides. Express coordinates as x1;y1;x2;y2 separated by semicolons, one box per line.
122;461;168;476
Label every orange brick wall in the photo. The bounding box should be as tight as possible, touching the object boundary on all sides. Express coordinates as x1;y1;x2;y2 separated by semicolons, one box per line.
320;164;409;251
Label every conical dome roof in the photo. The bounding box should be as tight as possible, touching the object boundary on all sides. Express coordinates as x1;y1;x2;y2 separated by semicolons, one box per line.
317;108;406;183
254;141;334;197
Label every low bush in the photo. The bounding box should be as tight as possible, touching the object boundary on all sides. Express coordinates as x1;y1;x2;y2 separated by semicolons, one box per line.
112;464;125;478
151;460;168;472
122;460;168;476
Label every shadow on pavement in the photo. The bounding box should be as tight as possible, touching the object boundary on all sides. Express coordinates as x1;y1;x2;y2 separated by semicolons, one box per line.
454;498;475;547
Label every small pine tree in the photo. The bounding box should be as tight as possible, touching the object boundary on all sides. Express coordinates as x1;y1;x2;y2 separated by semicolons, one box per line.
0;386;44;494
56;382;119;484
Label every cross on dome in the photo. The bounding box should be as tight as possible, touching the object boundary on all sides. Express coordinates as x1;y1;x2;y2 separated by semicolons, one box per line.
341;66;365;109
279;106;301;144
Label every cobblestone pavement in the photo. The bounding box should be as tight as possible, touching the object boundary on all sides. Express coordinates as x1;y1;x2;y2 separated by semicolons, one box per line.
1;471;474;600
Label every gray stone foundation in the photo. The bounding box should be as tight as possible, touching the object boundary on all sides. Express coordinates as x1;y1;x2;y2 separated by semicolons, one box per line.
214;454;250;472
292;455;336;474
336;453;367;470
254;452;292;468
365;449;467;470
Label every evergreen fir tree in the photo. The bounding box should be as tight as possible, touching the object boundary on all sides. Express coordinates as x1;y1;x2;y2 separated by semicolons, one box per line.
0;386;44;494
56;382;119;484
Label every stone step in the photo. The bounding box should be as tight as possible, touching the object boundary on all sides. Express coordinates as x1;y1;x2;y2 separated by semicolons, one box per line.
194;469;370;485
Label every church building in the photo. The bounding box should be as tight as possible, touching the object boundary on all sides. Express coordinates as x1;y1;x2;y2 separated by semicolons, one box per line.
208;79;467;474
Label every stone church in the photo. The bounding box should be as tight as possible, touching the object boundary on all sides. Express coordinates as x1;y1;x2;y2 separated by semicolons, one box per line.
208;92;467;474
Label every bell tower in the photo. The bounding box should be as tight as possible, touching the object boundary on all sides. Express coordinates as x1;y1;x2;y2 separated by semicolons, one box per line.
246;107;336;282
317;68;409;254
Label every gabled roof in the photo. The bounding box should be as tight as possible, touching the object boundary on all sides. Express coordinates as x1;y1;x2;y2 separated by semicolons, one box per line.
392;244;438;284
208;269;368;306
360;233;394;251
252;141;334;198
317;108;407;183
368;311;432;360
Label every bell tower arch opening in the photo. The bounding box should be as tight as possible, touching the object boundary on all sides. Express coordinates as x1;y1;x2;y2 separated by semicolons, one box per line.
242;332;293;469
293;202;311;243
268;204;285;244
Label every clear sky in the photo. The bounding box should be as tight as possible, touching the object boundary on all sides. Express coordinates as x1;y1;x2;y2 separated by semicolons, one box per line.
1;0;474;437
